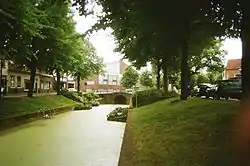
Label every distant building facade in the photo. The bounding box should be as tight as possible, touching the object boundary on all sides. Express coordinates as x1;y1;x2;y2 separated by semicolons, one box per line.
79;59;128;93
1;60;54;94
224;59;241;80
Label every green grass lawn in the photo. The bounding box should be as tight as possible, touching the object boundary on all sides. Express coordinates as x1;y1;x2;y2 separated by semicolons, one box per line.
0;95;78;119
131;98;240;166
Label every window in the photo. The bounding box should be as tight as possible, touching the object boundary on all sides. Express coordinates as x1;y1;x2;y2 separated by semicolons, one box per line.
41;81;50;90
99;74;108;84
10;76;15;87
68;83;74;89
108;75;118;85
103;79;108;84
17;76;21;87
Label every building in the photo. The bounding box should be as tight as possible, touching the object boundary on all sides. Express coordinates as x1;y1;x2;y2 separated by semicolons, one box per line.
54;73;76;90
224;59;241;80
1;60;54;94
79;59;128;93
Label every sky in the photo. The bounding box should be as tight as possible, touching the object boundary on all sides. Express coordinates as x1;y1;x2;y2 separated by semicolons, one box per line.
73;6;242;66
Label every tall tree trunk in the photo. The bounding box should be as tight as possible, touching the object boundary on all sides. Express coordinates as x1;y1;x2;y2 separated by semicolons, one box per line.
163;68;169;94
156;59;161;90
77;75;80;92
180;24;190;100
27;66;36;97
241;7;250;101
56;69;61;95
237;7;250;164
0;56;3;100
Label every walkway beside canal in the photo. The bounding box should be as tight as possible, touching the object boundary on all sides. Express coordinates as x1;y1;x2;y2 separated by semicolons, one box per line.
0;105;126;166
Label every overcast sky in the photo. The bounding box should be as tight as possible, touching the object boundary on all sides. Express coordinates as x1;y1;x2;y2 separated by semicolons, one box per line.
73;7;242;65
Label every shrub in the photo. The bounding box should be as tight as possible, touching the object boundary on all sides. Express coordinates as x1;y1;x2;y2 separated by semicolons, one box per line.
61;91;88;103
107;107;129;122
83;92;95;101
132;89;179;107
74;104;92;110
91;100;100;106
94;93;100;99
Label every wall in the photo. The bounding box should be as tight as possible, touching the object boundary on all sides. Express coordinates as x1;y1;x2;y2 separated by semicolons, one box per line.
119;59;128;74
105;61;120;74
225;69;241;79
98;93;131;104
78;60;128;92
7;71;53;93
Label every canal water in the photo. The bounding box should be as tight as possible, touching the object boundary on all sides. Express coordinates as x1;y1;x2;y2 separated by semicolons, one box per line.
0;105;127;166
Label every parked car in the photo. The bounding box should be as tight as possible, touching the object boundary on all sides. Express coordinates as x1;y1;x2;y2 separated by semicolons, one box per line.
191;83;212;97
68;88;77;92
205;84;219;99
216;79;242;100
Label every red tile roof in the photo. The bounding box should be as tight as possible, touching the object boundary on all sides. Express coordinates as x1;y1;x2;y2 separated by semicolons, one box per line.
226;59;241;70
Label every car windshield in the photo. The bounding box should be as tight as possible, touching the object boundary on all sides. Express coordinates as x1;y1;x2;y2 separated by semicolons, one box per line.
220;80;241;89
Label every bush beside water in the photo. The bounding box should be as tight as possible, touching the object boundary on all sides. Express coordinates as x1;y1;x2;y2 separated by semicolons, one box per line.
61;90;100;110
107;107;129;122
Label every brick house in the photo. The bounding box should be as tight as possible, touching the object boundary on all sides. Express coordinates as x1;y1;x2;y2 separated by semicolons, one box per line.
224;59;241;80
79;59;128;93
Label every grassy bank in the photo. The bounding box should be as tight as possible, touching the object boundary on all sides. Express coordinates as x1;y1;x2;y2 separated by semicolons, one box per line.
0;95;78;119
129;98;240;166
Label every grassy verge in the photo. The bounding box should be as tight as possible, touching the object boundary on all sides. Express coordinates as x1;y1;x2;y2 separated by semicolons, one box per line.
0;95;78;119
129;98;240;166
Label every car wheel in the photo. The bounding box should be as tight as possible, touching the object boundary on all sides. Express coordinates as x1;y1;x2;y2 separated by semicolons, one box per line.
225;97;229;100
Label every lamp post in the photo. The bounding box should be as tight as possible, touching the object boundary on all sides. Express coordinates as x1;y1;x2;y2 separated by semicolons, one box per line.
133;86;139;108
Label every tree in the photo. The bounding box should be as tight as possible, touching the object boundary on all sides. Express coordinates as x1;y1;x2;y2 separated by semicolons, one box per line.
74;0;249;100
70;38;104;92
121;66;139;89
189;38;226;75
151;58;162;90
140;70;153;88
197;74;210;85
0;0;47;97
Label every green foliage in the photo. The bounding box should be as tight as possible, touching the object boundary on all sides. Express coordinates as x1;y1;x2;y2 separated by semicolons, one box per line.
74;103;92;110
140;70;153;88
207;72;222;84
190;38;226;75
91;100;100;106
107;107;129;122
0;1;103;97
70;38;104;80
121;66;139;89
61;91;87;103
191;72;222;87
197;74;210;85
62;90;100;108
132;89;178;107
83;92;96;101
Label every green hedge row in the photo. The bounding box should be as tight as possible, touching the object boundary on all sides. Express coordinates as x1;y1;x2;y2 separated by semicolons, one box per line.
132;89;178;107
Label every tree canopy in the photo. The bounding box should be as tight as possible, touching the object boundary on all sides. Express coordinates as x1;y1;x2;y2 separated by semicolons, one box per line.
0;1;103;97
140;70;153;88
121;66;139;89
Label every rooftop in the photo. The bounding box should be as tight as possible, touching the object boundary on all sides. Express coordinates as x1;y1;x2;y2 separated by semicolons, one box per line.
226;59;241;70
